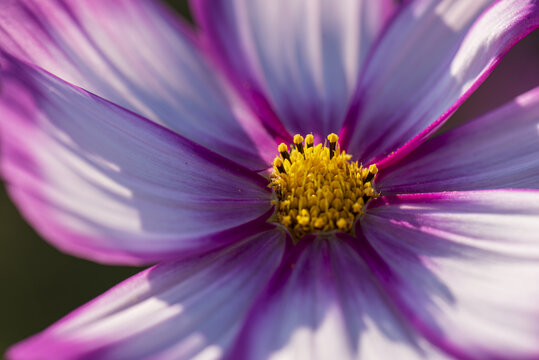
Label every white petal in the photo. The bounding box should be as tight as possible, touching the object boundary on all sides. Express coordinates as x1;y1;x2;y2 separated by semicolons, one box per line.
0;0;274;168
0;60;272;265
226;238;444;360
363;190;539;358
378;86;539;193
8;230;286;360
342;0;539;168
192;0;398;138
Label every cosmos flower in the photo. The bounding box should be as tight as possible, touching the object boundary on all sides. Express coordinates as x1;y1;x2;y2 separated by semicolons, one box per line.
1;0;539;359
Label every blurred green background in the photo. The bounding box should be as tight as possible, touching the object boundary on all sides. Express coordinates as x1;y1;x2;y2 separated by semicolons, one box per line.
1;1;538;357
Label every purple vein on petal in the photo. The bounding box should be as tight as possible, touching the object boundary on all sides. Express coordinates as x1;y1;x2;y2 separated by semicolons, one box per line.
191;0;399;141
0;56;274;265
340;0;539;168
224;236;443;359
0;0;276;169
377;86;539;193
7;229;287;360
359;189;539;359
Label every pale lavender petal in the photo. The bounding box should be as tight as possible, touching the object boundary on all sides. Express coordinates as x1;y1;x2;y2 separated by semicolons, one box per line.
341;0;539;168
192;0;399;140
0;58;273;265
378;87;539;193
7;230;286;360
0;0;275;169
225;238;443;360
361;190;539;359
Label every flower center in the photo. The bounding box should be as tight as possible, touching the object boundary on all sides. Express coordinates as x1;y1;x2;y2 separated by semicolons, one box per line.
269;133;379;239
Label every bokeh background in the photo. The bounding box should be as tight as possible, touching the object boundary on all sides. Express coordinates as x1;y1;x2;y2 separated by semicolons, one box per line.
1;1;538;356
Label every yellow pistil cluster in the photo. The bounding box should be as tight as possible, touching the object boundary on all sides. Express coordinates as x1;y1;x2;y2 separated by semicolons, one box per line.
269;133;379;239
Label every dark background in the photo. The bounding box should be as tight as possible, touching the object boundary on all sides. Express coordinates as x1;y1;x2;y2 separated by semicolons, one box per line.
1;1;538;356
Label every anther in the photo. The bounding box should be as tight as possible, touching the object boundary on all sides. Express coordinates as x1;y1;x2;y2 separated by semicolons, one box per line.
293;134;304;155
282;216;292;227
336;218;347;230
297;209;310;226
274;158;286;174
327;133;338;159
364;164;378;182
363;183;374;197
305;134;314;148
278;143;291;163
352;199;364;213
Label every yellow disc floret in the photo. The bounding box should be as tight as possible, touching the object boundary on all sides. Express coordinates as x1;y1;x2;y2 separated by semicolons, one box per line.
269;133;379;239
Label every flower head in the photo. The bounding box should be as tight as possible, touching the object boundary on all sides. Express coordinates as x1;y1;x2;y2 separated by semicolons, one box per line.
1;0;539;359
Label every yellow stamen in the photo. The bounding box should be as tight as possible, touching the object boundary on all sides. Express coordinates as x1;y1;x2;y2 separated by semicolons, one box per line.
273;158;286;174
293;134;304;155
327;133;338;159
327;133;339;143
297;209;310;226
365;163;379;182
305;134;314;148
278;142;291;163
269;133;379;239
336;218;348;230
